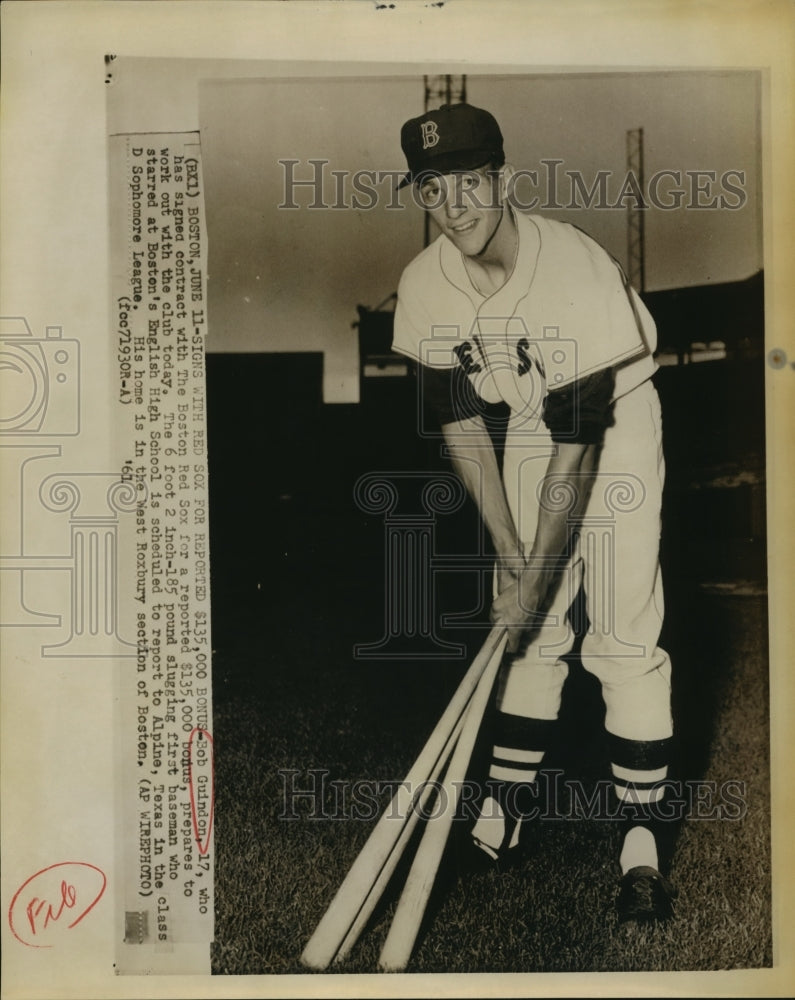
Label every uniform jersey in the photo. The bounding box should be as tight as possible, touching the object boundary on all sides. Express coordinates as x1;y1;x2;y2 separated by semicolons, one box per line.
391;207;674;750
392;210;657;428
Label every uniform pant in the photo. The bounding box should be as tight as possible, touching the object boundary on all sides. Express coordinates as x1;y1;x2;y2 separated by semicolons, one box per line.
498;378;673;743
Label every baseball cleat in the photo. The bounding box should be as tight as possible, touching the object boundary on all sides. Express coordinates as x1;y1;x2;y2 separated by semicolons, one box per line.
449;824;512;877
461;835;523;876
454;816;527;876
616;865;676;923
474;835;524;868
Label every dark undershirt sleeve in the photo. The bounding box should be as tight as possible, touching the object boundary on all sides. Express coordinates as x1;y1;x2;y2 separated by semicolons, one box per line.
420;364;488;427
542;368;616;444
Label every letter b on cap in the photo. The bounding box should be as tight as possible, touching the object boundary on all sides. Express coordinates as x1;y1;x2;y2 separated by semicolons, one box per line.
421;121;440;150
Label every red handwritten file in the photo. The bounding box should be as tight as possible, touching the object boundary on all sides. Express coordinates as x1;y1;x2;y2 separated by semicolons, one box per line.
9;862;107;948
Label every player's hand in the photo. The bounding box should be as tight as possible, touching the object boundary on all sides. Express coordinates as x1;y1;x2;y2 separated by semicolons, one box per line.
496;552;524;598
490;576;542;653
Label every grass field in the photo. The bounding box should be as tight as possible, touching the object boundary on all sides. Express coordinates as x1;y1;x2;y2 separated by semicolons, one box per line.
209;571;770;975
207;359;771;975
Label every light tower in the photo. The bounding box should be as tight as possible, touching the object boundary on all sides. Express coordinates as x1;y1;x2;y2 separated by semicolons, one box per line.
424;74;467;110
626;127;646;293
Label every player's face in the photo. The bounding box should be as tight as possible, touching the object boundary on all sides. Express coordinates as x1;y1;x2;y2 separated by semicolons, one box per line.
418;168;504;257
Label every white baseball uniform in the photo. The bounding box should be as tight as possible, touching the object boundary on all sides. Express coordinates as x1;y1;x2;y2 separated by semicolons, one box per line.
392;209;673;808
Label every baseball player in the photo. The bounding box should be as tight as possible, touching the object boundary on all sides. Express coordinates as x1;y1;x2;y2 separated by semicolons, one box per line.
391;103;676;922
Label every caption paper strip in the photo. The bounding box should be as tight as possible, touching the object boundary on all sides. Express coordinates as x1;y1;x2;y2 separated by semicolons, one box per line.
109;131;213;975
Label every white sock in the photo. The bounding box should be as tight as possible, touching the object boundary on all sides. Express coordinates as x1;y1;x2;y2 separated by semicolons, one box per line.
619;825;658;874
507;819;521;850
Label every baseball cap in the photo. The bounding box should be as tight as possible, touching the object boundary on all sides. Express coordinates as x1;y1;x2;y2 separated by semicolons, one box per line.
398;103;504;189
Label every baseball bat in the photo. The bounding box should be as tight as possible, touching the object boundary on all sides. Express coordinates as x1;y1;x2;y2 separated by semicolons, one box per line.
378;628;508;972
332;704;468;963
300;625;507;971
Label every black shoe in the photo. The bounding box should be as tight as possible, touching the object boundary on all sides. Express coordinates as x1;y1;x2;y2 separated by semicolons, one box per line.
453;824;523;877
616;865;676;923
476;834;525;870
